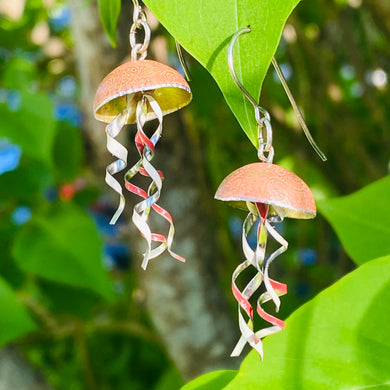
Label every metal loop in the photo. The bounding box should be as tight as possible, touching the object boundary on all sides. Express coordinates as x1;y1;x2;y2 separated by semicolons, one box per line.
258;117;273;146
131;0;143;24
132;5;141;24
130;0;150;61
258;144;274;163
131;43;146;61
258;116;274;163
134;9;147;27
130;20;150;56
254;106;271;124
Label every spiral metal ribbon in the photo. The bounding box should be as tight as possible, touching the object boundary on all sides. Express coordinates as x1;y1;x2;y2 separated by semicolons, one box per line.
124;94;184;270
105;101;132;225
231;202;288;358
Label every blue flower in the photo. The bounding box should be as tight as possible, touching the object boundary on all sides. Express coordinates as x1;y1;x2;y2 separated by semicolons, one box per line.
12;206;32;225
49;5;72;31
54;102;82;126
0;138;22;175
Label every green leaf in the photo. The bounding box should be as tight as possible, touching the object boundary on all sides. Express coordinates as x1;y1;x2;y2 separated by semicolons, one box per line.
143;0;300;146
12;202;113;300
181;371;237;390
0;158;52;203
98;0;121;47
155;368;184;390
0;91;56;165
318;175;390;265
0;276;36;345
53;121;83;182
219;255;390;390
38;280;100;319
2;57;36;90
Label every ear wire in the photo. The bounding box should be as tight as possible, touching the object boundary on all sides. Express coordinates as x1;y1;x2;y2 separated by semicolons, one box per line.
228;27;327;161
175;40;192;82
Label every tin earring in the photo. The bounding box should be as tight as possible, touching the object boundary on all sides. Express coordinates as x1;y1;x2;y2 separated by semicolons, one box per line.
93;0;192;269
215;27;322;358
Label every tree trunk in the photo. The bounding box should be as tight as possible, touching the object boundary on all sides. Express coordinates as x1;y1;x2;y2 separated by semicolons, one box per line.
0;347;55;390
68;0;239;380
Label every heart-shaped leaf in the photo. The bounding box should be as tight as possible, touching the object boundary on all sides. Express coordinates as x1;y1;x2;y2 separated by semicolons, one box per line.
143;0;300;146
318;175;390;265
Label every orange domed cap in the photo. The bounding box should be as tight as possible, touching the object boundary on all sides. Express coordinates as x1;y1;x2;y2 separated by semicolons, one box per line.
94;60;192;124
215;162;316;219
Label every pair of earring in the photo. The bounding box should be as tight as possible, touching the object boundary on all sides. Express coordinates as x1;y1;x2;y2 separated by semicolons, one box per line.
93;2;326;359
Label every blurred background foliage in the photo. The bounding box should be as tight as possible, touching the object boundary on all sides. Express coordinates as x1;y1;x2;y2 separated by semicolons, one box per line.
0;0;388;389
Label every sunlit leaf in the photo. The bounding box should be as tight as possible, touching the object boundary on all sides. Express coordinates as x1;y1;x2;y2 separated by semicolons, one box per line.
143;0;300;146
220;255;390;389
318;175;390;265
155;368;184;390
181;370;237;390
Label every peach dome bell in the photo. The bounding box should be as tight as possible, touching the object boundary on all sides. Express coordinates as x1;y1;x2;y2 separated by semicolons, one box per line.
93;59;192;124
215;162;316;219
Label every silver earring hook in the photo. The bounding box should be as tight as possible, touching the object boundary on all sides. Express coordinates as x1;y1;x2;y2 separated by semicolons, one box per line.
271;58;327;161
229;26;274;163
228;27;260;114
175;40;191;82
228;27;327;162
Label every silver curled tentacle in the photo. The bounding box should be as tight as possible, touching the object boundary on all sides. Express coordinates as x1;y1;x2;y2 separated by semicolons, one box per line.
130;94;162;269
262;219;288;311
255;217;288;343
124;94;184;270
255;214;288;351
231;207;267;358
232;260;264;358
231;203;288;358
105;106;130;225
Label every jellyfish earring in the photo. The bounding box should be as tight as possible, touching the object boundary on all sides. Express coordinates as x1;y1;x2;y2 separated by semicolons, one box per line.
215;27;321;358
93;0;192;269
216;163;316;357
